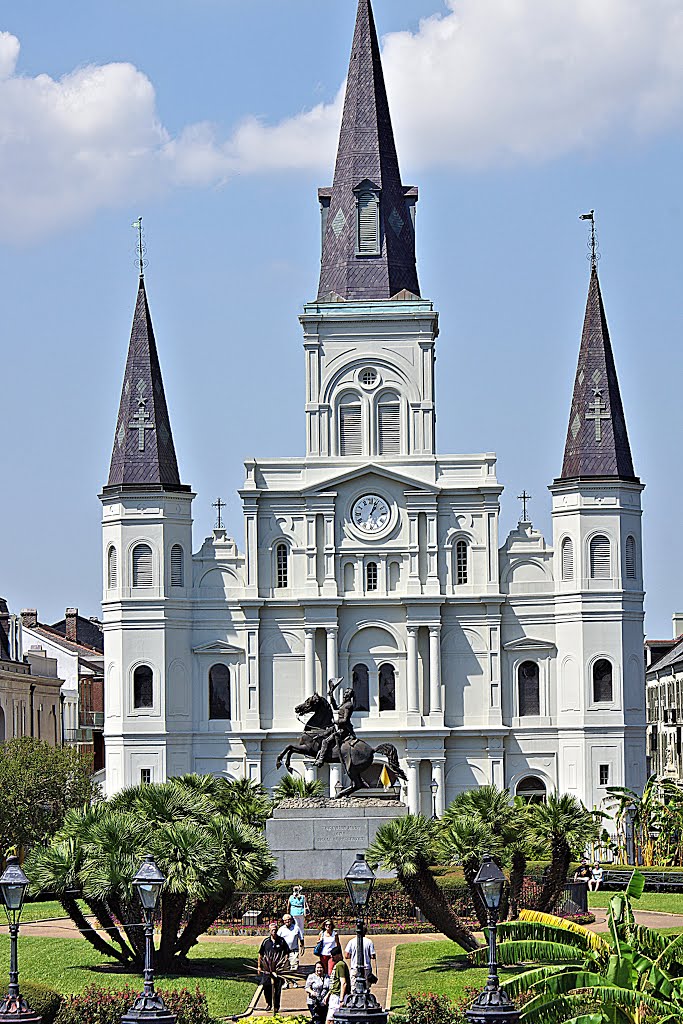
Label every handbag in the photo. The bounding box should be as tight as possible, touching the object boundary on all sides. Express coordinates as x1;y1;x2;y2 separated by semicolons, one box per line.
313;939;324;957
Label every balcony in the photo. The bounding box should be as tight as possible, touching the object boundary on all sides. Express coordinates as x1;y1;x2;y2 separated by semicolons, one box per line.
79;711;104;729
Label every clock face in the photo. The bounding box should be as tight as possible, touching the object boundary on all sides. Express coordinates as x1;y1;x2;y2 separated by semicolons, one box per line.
351;494;391;534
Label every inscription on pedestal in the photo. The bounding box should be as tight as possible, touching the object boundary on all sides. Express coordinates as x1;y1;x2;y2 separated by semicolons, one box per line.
316;823;368;849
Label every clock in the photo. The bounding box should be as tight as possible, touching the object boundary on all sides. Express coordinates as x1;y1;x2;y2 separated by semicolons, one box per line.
351;494;391;535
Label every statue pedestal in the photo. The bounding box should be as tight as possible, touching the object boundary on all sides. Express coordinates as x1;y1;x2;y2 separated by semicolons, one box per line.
266;797;407;879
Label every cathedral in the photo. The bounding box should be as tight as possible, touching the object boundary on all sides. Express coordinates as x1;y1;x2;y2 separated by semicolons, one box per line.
100;0;647;813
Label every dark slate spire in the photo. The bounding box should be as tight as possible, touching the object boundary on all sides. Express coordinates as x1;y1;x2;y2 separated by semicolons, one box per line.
105;276;188;493
317;0;420;301
559;267;637;482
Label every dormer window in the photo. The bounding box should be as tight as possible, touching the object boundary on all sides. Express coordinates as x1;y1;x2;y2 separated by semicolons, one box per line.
356;190;380;256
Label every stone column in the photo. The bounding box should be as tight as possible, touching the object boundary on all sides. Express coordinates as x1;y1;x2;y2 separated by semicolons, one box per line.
305;763;318;784
406;758;420;814
431;759;446;817
326;627;338;682
407;626;420;715
329;763;343;797
304;628;316;698
428;625;442;716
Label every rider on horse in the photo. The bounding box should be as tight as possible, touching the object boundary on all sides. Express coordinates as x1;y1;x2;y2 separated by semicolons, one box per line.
313;678;356;768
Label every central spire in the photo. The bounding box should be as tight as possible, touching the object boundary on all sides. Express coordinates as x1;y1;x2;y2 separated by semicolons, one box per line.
317;0;420;301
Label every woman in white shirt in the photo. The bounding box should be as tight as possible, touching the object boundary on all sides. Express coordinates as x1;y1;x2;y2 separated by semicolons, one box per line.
306;961;330;1024
317;918;341;975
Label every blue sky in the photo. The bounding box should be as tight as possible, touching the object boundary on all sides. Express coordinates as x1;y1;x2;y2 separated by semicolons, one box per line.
0;0;681;638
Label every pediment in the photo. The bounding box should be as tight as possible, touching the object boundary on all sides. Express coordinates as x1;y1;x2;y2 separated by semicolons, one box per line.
302;463;439;496
353;177;380;193
192;640;243;655
504;636;556;653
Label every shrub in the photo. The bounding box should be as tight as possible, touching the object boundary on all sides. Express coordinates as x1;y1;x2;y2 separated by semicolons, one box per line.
403;991;478;1024
57;985;210;1024
22;982;62;1024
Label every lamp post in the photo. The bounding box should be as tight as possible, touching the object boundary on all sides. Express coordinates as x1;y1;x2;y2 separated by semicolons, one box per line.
0;857;40;1024
466;855;520;1024
334;854;387;1024
121;857;176;1024
430;778;439;819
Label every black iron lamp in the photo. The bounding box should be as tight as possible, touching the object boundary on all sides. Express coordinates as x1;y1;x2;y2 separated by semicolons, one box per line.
430;778;439;819
0;857;40;1024
466;855;520;1024
121;857;176;1024
334;854;387;1024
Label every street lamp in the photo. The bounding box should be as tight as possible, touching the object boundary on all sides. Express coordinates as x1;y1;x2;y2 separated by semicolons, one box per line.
121;857;176;1024
466;855;520;1024
430;778;439;819
334;854;387;1024
0;857;40;1024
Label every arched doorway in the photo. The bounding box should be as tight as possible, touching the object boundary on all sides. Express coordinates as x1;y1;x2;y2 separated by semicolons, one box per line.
516;776;547;804
0;705;5;742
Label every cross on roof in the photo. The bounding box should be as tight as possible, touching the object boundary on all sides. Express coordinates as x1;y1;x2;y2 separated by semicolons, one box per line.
212;497;225;530
517;490;532;522
586;389;610;442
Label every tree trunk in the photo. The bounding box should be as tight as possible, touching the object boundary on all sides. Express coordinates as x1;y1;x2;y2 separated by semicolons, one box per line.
60;895;131;964
89;897;135;960
174;891;232;962
508;849;527;920
534;837;571;913
462;858;489;929
158;892;188;970
397;866;482;952
110;895;145;966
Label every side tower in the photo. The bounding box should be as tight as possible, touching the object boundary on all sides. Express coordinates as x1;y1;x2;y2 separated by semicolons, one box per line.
550;258;646;807
100;272;194;795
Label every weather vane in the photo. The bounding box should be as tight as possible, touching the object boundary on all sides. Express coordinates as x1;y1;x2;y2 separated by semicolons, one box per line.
579;210;599;270
517;490;531;522
212;497;226;530
132;216;147;275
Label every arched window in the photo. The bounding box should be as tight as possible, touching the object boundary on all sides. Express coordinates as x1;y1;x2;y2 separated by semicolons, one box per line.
388;561;400;592
343;562;356;592
377;394;400;455
352;664;370;712
132;544;153;588
107;546;118;589
455;540;468;585
516;776;547;804
561;538;574;581
133;665;153;709
379;663;396;712
518;661;540;716
590;535;611;580
593;659;613;703
339;394;363;456
357;191;380;255
170;544;184;587
366;562;378;592
209;664;231;720
625;536;636;579
276;544;288;589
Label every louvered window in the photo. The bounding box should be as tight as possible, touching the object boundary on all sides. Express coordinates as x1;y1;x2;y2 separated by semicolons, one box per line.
276;543;288;589
340;403;362;456
107;546;117;589
561;538;574;581
590;536;611;579
352;664;370;712
170;544;184;587
625;536;636;578
518;661;540;717
378;400;400;455
357;191;379;255
593;659;613;703
132;544;153;588
133;665;153;709
455;540;468;585
366;562;378;592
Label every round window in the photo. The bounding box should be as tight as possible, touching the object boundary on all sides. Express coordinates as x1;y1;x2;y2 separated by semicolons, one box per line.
359;367;379;389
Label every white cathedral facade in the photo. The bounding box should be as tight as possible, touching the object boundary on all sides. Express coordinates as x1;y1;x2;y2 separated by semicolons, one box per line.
100;0;647;814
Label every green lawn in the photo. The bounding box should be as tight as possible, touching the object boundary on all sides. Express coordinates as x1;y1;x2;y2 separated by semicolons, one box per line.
0;935;259;1016
22;900;86;923
391;940;520;1008
589;891;683;914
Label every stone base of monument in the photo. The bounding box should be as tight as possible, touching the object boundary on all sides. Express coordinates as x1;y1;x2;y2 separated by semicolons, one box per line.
266;797;407;879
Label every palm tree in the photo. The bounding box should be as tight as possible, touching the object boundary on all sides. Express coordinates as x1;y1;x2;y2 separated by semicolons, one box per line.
272;774;325;803
523;793;599;913
367;814;481;952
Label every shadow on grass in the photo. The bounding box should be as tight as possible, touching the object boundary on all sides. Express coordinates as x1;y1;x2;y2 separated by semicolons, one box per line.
76;956;259;983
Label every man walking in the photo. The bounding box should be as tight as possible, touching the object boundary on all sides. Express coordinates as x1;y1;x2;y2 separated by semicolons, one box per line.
278;912;305;974
344;928;377;988
326;949;350;1022
258;920;290;1014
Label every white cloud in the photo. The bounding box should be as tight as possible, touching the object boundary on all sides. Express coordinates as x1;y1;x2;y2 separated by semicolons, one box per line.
1;1;683;240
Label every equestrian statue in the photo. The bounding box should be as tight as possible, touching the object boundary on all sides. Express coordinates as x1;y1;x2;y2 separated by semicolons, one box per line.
275;678;407;798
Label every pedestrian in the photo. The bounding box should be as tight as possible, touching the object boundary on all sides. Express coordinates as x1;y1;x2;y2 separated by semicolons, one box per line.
315;918;341;975
258;920;290;1014
305;961;330;1024
288;884;309;934
573;859;592;886
589;863;604;892
278;913;305;974
326;949;350;1022
344;928;377;988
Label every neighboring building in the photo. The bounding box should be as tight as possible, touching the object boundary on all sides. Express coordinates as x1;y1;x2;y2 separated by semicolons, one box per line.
646;615;683;781
100;0;647;810
20;608;104;770
0;599;63;744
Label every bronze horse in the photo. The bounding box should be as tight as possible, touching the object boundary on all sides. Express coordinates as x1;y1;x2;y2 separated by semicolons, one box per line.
275;692;406;797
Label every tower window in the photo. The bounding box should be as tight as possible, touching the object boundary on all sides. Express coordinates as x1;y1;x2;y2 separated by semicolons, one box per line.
132;544;153;588
357;191;380;255
352;663;370;712
593;659;613;703
339;395;363;456
455;540;468;585
366;562;378;592
518;661;540;717
209;664;231;720
133;665;153;710
625;536;636;579
561;538;574;581
276;544;288;589
377;395;401;455
599;764;610;786
170;544;184;587
590;535;611;579
140;769;152;785
379;663;396;712
107;546;118;589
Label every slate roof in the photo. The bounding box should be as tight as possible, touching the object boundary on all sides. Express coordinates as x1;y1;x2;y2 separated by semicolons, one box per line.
106;276;189;493
558;267;637;482
648;637;683;675
317;0;420;301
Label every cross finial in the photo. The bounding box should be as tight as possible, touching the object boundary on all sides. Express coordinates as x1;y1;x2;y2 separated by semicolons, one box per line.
212;497;225;530
579;210;599;271
132;216;146;276
517;490;531;522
